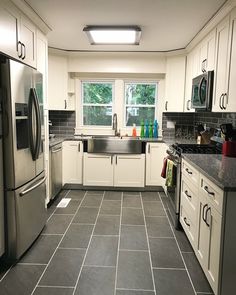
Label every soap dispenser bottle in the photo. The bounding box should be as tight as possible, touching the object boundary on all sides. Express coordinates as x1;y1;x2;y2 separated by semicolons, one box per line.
153;119;158;138
145;120;149;138
132;123;137;137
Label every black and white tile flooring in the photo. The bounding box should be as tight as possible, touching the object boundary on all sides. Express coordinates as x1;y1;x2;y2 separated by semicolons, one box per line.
0;190;213;295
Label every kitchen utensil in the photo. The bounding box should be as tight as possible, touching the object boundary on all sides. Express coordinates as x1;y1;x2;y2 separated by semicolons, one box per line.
220;124;233;141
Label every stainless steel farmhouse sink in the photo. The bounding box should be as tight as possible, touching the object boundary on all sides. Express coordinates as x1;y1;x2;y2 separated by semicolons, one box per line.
87;137;142;154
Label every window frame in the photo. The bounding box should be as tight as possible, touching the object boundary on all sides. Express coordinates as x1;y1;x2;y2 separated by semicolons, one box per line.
124;81;158;127
81;80;115;127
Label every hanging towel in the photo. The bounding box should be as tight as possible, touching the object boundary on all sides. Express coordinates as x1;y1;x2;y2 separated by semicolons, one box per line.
161;157;168;178
165;159;176;187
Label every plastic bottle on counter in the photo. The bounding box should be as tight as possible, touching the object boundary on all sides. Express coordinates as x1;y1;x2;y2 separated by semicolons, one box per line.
149;121;153;138
153;119;158;138
132;123;137;137
140;119;145;138
145;119;149;138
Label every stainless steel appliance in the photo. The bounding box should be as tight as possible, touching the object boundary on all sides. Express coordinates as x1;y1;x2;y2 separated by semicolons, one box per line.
165;143;221;229
0;56;47;260
191;71;214;111
49;143;62;200
0;99;4;257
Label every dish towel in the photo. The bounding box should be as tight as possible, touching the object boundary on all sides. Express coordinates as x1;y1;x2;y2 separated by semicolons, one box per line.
165;159;176;187
161;157;168;178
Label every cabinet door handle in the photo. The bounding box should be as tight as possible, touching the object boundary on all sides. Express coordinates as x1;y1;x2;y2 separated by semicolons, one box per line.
219;94;224;110
111;155;113;165
17;41;22;58
148;143;150;153
205;207;211;227
64;100;67;109
185;190;191;199
222;93;227;110
185;168;192;175
187;100;191;111
184;217;190;227
202;204;208;222
204;185;215;196
116;155;117;165
165;101;168;111
201;59;207;73
78;143;80;152
22;43;26;60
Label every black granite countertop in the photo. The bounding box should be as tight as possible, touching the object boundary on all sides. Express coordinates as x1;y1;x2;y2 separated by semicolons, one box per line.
182;154;236;191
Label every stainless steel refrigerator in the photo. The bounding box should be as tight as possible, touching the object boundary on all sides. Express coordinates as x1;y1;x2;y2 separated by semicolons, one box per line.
0;95;4;258
0;56;47;260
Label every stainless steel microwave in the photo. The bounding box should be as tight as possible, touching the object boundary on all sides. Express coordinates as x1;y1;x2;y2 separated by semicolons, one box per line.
191;71;214;111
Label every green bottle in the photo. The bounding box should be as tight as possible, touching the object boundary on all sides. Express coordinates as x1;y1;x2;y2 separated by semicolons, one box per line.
140;119;145;138
149;121;153;138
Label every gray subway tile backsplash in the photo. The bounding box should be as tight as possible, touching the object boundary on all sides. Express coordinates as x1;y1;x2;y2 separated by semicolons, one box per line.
49;111;75;136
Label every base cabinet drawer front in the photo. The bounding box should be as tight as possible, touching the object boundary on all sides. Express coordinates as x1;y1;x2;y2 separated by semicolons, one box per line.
182;159;199;187
62;141;83;184
114;155;145;187
181;177;198;211
83;153;113;186
200;174;224;214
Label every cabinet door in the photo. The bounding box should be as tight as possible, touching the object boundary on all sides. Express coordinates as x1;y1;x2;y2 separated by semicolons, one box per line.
83;153;113;186
114;154;145;187
227;9;236;112
146;143;166;186
164;56;185;112
212;16;230;112
19;16;36;68
62;141;83;184
199;30;216;73
0;1;19;60
184;51;195;112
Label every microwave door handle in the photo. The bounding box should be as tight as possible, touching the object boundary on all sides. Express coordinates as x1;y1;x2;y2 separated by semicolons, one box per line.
198;77;205;104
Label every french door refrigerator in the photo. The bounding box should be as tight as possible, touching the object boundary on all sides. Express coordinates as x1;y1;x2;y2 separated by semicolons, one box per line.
0;56;47;260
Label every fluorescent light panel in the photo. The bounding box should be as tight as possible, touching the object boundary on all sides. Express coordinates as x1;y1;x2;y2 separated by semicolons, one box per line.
83;26;141;45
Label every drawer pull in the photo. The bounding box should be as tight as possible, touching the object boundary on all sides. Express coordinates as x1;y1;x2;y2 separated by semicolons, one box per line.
185;190;191;199
204;186;215;196
185;168;192;175
184;217;190;227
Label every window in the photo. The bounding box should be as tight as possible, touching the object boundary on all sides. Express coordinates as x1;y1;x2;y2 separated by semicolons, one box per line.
125;82;157;126
82;81;113;126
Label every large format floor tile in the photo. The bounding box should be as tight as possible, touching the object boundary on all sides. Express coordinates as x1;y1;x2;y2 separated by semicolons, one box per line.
94;215;120;235
73;207;99;224
117;250;154;290
104;191;122;200
43;214;73;234
122;208;144;225
143;201;165;216
33;286;74;295
0;264;45;295
81;194;103;207
123;195;142;208
116;291;155;295
39;248;85;286
66;190;86;200
74;266;116;295
150;237;184;268
100;200;121;215
60;224;93;249
54;200;81;214
85;236;118;266
146;216;173;237
141;191;160;202
21;235;61;264
153;269;195;295
120;225;148;250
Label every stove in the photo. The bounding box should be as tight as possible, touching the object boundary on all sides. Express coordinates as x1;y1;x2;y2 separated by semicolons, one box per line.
170;143;222;156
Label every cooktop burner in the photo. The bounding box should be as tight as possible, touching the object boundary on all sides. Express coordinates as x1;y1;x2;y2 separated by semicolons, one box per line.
171;143;222;156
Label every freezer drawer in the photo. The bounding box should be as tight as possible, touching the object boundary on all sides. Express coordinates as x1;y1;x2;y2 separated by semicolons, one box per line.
6;172;47;260
49;143;62;200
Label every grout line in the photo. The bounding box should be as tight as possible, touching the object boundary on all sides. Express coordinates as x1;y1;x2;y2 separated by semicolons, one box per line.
37;285;75;289
113;191;123;294
30;189;87;295
122;206;142;210
58;247;86;250
119;249;149;252
80;206;101;208
93;234;119;237
102;199;122;202
152;267;186;270
181;251;194;254
71;191;106;295
145;215;166;218
71;223;95;226
40;233;63;236
17;263;48;266
0;265;13;282
99;214;121;216
46;190;71;222
149;236;175;239
83;264;116;268
53;214;75;216
116;287;155;292
140;192;157;295
158;192;198;295
121;223;145;227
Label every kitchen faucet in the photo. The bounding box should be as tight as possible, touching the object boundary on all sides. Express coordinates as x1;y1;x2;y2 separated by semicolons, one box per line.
112;113;119;136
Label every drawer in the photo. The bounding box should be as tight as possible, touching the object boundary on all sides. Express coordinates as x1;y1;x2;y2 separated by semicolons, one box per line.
182;159;199;187
200;174;224;214
181;177;198;211
180;199;197;249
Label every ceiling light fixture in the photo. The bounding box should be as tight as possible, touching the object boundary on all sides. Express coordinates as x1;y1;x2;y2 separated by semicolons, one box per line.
83;26;141;45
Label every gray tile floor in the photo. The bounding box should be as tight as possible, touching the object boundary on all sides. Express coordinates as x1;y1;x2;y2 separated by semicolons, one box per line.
0;190;213;295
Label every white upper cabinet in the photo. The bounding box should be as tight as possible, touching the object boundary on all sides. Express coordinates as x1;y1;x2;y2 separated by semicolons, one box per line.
212;16;231;112
48;53;75;111
0;0;36;67
198;30;216;73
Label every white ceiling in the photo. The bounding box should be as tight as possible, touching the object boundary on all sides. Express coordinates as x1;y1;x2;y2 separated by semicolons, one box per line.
25;0;226;52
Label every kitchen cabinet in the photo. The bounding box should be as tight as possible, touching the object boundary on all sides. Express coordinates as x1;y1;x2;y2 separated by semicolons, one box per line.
48;53;75;111
83;153;113;186
83;153;145;187
164;56;185;112
198;30;216;73
63;141;83;184
212;16;231;112
0;0;36;68
145;142;167;186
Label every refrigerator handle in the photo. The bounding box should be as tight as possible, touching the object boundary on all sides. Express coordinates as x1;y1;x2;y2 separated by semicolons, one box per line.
33;88;41;160
19;176;47;197
28;88;37;160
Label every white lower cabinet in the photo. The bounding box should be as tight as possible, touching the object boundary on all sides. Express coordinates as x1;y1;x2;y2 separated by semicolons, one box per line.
83;153;145;187
62;141;83;184
83;153;113;186
146;142;167;186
